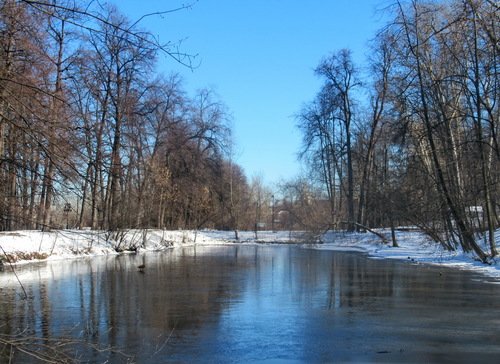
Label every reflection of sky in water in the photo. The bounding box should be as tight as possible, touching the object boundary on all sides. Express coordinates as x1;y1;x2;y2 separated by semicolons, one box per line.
2;246;500;363
216;250;306;361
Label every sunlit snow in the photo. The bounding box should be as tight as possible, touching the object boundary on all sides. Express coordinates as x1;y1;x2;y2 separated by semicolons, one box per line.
1;228;499;281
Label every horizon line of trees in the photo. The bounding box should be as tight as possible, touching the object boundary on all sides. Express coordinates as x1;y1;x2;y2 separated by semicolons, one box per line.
0;0;266;233
296;0;499;260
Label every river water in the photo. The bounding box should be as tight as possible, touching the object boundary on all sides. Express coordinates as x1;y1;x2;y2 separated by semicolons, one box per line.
1;245;500;363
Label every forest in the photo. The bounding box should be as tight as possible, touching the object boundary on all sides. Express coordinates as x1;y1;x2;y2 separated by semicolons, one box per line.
0;0;498;261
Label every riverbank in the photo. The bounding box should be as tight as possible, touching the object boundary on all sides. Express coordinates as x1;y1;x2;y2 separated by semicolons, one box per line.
1;228;499;280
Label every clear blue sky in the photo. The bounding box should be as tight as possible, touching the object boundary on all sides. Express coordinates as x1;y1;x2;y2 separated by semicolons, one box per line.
116;0;389;186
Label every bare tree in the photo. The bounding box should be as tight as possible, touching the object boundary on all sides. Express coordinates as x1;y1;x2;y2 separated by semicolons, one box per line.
315;50;360;231
357;31;395;229
391;0;489;260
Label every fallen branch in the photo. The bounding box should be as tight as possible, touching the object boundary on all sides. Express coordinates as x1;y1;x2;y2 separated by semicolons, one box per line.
341;221;390;244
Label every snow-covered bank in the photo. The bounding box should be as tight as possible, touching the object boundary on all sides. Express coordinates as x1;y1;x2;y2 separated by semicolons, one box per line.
316;229;500;280
0;229;303;265
1;228;500;280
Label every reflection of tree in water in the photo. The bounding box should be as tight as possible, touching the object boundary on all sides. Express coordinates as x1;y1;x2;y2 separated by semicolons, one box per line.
0;246;258;362
88;246;261;356
288;249;486;312
284;250;396;310
2;246;500;362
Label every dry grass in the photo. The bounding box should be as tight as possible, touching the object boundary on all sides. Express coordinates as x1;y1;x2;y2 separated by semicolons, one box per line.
2;251;49;263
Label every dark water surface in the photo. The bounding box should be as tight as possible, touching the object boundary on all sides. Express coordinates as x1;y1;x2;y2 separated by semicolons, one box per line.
1;245;500;363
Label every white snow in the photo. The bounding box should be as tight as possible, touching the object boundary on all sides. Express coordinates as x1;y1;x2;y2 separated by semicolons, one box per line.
316;229;500;280
1;228;500;281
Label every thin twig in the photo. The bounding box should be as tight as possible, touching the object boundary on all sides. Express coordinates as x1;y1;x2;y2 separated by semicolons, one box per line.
0;244;28;300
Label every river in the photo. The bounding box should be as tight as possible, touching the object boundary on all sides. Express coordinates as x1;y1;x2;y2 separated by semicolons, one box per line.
1;245;500;363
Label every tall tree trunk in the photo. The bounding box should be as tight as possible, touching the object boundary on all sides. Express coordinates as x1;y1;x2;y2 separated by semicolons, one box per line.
40;159;54;230
470;8;497;256
346;121;355;231
28;152;40;230
79;162;92;229
40;18;66;231
108;115;122;231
